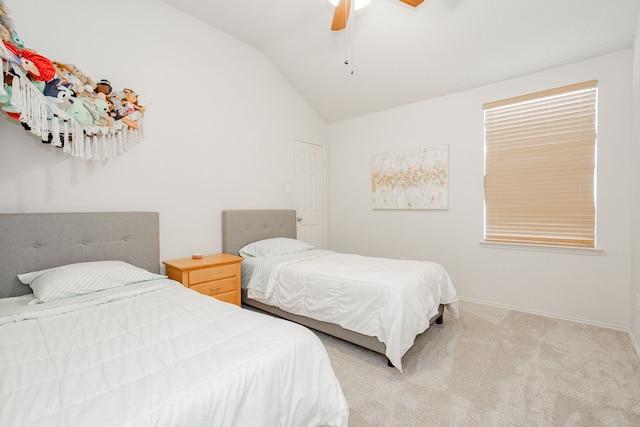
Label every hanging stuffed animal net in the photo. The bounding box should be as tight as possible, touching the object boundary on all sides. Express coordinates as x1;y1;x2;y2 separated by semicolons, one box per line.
0;1;146;161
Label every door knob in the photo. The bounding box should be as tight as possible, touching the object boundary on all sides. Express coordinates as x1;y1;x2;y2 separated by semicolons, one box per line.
296;216;303;222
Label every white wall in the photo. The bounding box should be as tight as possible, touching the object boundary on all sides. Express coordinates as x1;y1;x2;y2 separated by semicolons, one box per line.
0;0;327;262
328;51;633;329
630;12;640;355
1;0;636;335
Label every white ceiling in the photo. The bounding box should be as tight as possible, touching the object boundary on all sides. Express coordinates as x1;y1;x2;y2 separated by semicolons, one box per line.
162;0;640;123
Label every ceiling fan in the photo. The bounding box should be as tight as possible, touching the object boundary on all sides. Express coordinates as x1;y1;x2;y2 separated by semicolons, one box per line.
331;0;424;31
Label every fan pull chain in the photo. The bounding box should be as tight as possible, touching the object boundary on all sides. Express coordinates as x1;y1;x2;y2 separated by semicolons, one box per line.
344;0;355;76
344;40;354;76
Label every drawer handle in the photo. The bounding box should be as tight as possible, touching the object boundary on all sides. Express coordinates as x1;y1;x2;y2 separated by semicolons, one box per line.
210;286;222;292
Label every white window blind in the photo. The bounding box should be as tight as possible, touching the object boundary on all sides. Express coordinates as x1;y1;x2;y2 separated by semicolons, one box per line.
483;80;597;248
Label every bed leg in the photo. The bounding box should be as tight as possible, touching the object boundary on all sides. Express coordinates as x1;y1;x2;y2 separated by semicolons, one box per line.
435;314;443;325
387;358;394;368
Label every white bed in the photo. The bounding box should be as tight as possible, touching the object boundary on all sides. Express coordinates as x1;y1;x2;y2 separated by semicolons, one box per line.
222;209;459;371
0;212;348;427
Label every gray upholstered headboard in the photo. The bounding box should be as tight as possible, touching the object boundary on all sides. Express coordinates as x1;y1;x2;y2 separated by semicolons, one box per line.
221;210;297;256
0;212;160;299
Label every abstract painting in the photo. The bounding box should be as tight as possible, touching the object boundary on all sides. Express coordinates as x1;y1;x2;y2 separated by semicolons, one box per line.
371;145;449;209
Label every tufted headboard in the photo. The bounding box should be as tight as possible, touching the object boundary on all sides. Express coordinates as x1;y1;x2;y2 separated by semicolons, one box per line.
221;210;297;256
0;212;160;299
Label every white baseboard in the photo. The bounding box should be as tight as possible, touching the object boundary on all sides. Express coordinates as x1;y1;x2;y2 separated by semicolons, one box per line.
458;297;640;363
630;330;640;363
458;296;626;332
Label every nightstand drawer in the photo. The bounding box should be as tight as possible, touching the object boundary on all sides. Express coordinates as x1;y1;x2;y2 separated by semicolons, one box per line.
214;290;239;305
190;277;237;296
163;254;243;306
189;264;237;285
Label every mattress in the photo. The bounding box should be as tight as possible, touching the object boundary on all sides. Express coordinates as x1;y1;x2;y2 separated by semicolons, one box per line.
243;250;459;371
0;279;348;426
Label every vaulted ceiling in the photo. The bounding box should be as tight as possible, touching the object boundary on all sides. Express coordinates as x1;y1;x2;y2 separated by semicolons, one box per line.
162;0;640;123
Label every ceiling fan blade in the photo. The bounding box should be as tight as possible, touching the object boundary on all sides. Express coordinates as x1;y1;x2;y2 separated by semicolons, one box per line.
399;0;424;6
331;0;352;31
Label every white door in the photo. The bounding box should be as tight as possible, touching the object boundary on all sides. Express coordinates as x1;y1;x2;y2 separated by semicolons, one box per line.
293;140;326;249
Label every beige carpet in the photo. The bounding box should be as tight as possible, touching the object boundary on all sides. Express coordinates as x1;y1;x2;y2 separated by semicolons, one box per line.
315;300;640;427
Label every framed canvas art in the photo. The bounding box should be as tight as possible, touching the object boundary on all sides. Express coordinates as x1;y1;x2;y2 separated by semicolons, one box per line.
371;145;449;209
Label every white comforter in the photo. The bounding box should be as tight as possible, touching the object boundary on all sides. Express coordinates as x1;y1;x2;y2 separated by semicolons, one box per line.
245;250;459;371
0;279;348;427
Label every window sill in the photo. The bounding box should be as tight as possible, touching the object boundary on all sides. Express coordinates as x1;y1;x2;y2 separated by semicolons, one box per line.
479;241;603;256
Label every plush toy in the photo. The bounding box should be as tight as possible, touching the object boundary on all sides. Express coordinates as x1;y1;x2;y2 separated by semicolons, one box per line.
116;87;145;116
105;97;116;119
0;82;18;119
52;62;68;82
0;73;11;104
10;30;23;48
43;78;73;109
65;97;98;126
0;23;23;49
112;88;144;129
84;97;114;127
0;23;9;43
0;1;14;42
114;94;133;118
69;63;95;92
20;50;55;82
52;61;96;94
1;39;55;82
0;39;19;64
95;79;112;97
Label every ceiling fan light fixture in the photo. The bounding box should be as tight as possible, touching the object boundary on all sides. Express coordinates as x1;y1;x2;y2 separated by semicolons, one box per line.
399;0;424;6
328;0;370;11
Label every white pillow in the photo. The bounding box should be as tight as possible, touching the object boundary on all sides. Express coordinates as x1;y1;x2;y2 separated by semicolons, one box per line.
18;260;166;303
239;237;314;258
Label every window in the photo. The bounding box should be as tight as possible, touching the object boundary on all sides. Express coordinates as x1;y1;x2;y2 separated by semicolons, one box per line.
483;80;598;248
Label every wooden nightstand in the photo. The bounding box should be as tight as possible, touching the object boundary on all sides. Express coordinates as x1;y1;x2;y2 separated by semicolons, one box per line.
163;254;243;306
